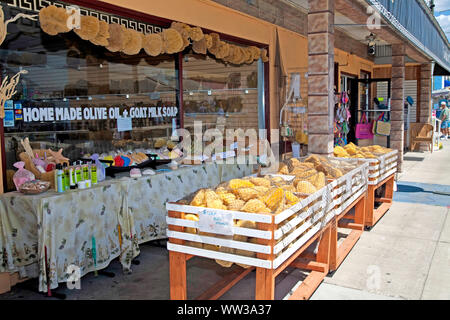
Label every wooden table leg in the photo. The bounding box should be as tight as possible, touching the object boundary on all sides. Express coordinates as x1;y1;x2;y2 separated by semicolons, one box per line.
365;185;375;227
170;251;187;300
329;219;338;272
385;175;394;200
354;194;366;227
255;268;275;300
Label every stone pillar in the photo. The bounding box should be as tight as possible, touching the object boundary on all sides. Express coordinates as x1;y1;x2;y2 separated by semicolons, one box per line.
390;44;405;172
419;63;432;124
307;0;334;155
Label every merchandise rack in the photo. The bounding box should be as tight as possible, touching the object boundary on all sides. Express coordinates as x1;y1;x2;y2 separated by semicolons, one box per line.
166;160;369;300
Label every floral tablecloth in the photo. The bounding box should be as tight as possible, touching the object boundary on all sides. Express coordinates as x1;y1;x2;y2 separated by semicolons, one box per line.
0;161;254;292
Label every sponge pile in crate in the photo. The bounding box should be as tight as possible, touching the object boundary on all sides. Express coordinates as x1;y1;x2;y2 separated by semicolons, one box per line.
168;155;366;270
333;142;393;159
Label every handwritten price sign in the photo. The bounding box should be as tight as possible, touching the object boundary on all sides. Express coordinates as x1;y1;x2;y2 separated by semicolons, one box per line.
198;209;234;236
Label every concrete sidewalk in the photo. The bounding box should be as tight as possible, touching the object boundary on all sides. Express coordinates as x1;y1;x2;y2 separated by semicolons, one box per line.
0;142;448;300
311;140;450;300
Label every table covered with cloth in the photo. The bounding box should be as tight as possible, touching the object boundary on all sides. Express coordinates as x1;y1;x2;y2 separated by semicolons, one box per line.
0;162;254;292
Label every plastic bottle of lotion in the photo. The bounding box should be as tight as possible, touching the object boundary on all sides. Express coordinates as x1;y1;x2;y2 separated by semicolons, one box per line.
56;164;64;193
91;160;98;185
75;161;82;182
83;162;89;181
69;164;76;189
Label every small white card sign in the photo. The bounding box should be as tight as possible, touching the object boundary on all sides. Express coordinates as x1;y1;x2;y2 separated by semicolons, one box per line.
117;116;132;132
198;209;234;236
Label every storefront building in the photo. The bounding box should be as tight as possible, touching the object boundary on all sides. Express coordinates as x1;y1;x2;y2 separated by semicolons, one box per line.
0;0;449;293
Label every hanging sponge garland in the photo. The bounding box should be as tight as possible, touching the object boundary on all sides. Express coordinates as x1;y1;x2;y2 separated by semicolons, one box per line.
36;6;268;64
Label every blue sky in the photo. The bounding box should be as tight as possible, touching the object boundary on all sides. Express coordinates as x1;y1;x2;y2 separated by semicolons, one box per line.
433;0;450;40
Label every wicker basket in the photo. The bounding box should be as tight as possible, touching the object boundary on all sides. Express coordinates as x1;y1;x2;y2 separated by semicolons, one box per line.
18;149;68;189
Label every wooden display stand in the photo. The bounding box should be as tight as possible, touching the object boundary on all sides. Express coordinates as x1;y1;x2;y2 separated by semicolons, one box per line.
365;173;394;229
330;193;366;272
168;210;332;301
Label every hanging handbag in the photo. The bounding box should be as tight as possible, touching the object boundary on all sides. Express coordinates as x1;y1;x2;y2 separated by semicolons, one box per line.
355;113;374;140
375;112;391;136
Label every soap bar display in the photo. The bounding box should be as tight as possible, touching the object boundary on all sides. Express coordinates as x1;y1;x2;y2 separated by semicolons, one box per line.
19;180;50;195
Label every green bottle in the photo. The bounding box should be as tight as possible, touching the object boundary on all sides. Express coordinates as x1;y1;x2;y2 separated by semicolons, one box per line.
63;163;69;190
91;161;98;185
75;161;82;182
83;163;89;180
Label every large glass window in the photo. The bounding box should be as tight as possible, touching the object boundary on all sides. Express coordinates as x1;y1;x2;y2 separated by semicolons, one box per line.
1;6;178;191
0;3;266;191
182;52;259;135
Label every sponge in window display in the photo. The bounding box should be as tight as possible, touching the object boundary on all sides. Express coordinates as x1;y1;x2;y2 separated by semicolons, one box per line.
204;34;213;49
39;5;71;36
192;37;207;55
90;20;110;47
207;33;221;55
143;33;163;56
74;15;100;41
106;23;125;52
122;28;143;55
162;28;184;54
215;41;230;60
189;26;204;42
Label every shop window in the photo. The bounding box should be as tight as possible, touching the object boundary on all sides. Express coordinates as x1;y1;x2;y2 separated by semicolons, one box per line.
182;52;259;137
1;9;178;191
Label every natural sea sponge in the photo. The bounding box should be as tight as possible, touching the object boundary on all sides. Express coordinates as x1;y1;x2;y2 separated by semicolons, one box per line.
236;188;259;202
122;28;142;55
189;27;204;41
243;47;253;64
250;177;271;188
227;199;245;211
39;5;71;36
143;33;163;56
106;23;125;52
190;189;206;206
162;28;184;54
208;33;221;55
170;22;190;49
235;46;247;64
90;20;110;46
204;34;213;49
192;37;207;54
260;48;269;62
249;46;261;60
74;15;100;41
242;199;271;214
296;181;317;194
223;45;236;63
215;41;230;59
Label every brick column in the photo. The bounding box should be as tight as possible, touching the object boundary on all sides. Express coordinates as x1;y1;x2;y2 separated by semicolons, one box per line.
307;0;334;155
419;63;432;124
390;44;405;172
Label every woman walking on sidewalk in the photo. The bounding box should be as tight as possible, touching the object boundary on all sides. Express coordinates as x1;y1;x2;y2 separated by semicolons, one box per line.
439;101;449;140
